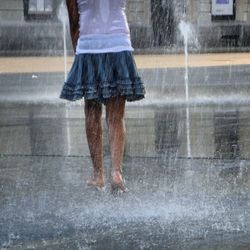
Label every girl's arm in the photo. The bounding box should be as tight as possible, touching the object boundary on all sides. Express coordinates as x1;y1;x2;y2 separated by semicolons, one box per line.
66;0;79;52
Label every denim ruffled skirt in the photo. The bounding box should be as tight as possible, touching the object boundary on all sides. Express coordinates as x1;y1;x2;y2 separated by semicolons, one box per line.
60;51;145;104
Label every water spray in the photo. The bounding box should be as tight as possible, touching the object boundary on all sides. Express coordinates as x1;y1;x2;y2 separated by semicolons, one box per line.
58;2;68;81
179;20;192;158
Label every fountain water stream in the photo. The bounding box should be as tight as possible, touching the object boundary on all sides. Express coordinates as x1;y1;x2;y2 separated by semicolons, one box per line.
58;3;72;156
179;20;192;158
58;2;68;81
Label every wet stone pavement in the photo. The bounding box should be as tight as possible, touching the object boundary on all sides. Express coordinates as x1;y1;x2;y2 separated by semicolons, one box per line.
2;64;250;103
0;101;249;250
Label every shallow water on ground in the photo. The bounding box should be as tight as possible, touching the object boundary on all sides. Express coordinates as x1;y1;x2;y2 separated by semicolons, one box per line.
0;102;249;249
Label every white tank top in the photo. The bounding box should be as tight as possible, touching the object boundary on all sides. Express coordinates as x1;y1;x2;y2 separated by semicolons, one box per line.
76;0;133;54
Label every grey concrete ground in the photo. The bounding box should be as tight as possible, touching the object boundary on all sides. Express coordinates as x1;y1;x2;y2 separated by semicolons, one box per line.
0;65;250;249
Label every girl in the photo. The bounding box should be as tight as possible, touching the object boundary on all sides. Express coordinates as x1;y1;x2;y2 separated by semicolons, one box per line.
60;0;145;192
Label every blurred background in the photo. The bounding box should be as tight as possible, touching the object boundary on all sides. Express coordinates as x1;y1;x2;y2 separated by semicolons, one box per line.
1;0;249;55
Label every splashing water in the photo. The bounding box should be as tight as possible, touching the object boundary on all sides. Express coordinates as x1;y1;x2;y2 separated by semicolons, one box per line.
57;2;68;81
179;20;192;158
57;3;72;155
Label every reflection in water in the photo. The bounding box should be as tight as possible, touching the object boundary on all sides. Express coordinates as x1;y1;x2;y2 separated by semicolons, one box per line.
1;103;250;159
214;110;240;159
28;105;68;156
154;107;180;157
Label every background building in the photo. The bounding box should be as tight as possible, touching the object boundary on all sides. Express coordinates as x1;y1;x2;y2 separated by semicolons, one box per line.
127;0;250;50
0;0;250;55
186;0;250;49
0;0;63;55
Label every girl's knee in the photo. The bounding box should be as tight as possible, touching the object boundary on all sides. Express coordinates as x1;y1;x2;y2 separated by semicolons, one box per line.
85;100;102;117
107;114;124;127
106;97;125;125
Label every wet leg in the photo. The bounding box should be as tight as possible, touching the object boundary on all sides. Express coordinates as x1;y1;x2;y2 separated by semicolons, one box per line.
106;97;126;191
84;100;104;188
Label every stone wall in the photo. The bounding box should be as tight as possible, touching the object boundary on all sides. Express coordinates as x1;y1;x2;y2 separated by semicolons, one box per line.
0;0;24;21
127;0;151;26
184;0;250;49
1;0;250;54
187;0;250;24
236;0;250;21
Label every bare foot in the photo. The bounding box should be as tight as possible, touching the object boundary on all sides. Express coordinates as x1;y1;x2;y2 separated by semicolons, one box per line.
87;175;105;189
111;170;126;192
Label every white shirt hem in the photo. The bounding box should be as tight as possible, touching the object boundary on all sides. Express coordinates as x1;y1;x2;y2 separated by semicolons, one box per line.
76;46;134;55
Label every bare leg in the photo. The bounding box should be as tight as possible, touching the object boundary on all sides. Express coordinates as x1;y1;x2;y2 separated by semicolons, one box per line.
84;100;104;188
106;97;126;191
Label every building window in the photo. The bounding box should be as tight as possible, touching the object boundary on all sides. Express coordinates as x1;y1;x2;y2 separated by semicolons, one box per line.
211;0;236;21
24;0;55;20
28;0;53;13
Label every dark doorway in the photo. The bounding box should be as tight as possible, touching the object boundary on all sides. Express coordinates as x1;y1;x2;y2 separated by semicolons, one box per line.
151;0;174;46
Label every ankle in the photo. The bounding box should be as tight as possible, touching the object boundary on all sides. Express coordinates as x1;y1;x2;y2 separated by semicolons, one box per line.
112;167;122;174
94;169;104;179
111;169;124;182
112;170;122;177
